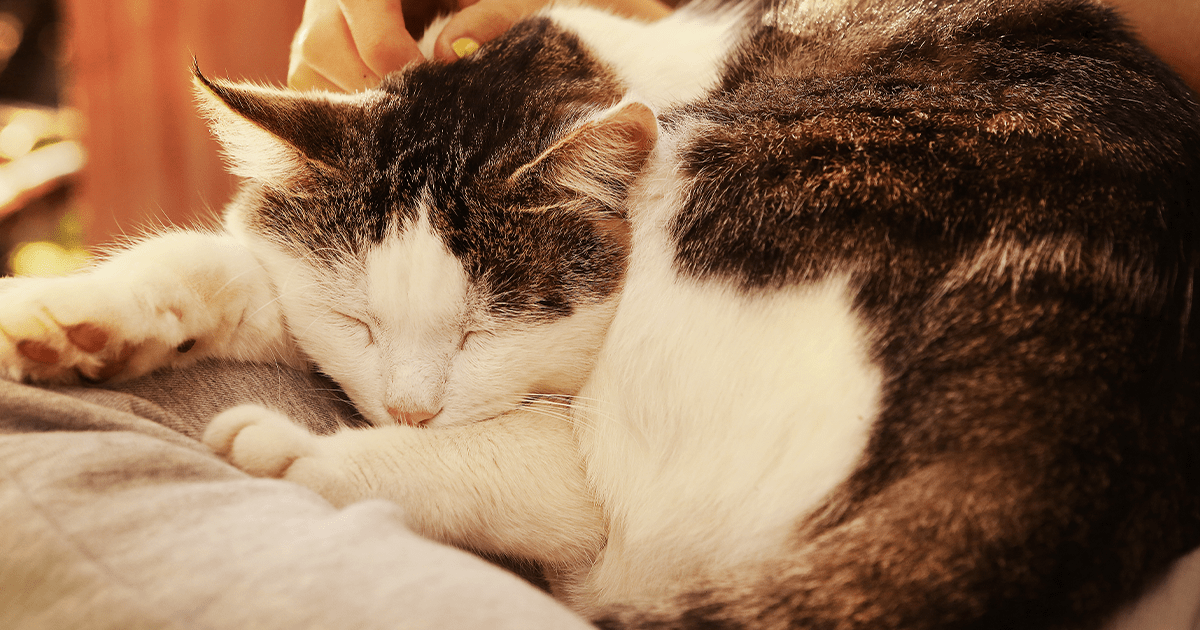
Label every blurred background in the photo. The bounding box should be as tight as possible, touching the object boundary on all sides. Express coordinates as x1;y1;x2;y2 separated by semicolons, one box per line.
0;0;301;276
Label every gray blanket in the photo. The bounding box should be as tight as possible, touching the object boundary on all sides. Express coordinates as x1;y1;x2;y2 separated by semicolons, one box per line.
0;361;590;629
1;361;1196;629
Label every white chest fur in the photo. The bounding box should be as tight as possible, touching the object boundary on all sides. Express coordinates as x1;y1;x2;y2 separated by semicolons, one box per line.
570;126;883;607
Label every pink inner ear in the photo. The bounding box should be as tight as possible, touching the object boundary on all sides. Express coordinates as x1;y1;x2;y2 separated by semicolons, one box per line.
507;101;660;201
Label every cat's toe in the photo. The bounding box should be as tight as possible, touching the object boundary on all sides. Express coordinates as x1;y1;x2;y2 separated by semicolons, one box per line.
0;298;99;383
0;277;153;384
204;405;317;478
0;276;202;384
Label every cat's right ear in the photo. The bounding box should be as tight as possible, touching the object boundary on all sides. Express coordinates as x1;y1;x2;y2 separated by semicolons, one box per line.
193;65;369;185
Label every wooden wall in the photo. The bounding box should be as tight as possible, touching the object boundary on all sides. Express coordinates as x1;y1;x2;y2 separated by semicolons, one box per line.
61;0;303;247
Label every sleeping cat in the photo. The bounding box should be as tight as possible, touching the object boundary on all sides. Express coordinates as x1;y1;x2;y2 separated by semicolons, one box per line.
1;0;1198;627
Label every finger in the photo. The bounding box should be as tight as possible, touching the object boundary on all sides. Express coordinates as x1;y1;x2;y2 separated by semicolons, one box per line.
434;0;672;61
433;0;550;61
289;4;380;91
339;0;425;77
600;0;673;21
288;62;346;93
405;0;463;41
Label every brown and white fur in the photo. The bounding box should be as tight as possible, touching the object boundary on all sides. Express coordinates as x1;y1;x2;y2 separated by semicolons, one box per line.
1;0;1198;627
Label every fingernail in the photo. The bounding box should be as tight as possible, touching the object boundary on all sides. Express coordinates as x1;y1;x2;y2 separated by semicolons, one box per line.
451;37;480;58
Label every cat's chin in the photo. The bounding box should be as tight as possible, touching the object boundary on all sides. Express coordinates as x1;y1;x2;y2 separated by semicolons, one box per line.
423;408;506;428
358;406;508;429
428;397;558;428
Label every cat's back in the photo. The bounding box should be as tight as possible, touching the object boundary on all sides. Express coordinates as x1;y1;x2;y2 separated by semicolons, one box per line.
669;0;1199;292
576;0;1200;625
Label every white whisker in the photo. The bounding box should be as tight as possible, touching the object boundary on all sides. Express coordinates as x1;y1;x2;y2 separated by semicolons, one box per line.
519;392;633;441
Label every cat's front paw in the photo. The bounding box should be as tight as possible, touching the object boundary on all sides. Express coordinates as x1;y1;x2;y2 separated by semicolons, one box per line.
0;276;197;384
203;405;354;503
203;405;319;478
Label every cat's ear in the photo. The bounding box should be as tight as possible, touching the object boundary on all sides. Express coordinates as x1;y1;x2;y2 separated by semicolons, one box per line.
193;65;367;185
508;101;658;213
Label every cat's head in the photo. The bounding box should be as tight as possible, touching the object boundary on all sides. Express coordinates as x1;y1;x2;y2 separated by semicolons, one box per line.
195;18;656;427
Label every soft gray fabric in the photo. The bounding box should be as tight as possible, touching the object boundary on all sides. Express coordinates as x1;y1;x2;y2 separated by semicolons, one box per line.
102;360;365;439
1;360;1198;629
0;362;592;630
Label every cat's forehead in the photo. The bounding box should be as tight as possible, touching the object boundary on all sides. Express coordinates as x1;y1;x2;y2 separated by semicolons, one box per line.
364;207;469;331
246;18;626;253
371;17;624;175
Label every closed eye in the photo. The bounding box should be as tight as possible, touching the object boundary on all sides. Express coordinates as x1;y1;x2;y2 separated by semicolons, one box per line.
335;312;375;345
459;330;489;351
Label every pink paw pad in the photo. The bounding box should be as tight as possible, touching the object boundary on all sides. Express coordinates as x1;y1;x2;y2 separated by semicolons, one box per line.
65;323;108;353
17;340;59;364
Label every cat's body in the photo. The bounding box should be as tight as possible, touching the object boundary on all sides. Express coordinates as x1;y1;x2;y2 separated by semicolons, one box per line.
1;0;1198;627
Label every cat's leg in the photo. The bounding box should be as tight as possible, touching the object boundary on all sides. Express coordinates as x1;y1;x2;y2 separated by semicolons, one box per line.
202;402;605;576
0;230;300;384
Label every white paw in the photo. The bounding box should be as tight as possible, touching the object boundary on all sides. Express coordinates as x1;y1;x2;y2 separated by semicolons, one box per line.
204;406;365;507
0;275;199;384
202;405;320;478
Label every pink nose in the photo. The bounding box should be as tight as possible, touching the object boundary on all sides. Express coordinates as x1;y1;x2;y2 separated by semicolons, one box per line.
387;407;439;426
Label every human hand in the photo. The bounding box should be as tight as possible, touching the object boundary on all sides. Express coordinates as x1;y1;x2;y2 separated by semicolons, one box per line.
289;0;426;91
289;0;674;92
428;0;672;62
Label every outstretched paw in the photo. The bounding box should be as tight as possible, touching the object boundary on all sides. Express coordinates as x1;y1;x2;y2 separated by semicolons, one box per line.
0;276;197;384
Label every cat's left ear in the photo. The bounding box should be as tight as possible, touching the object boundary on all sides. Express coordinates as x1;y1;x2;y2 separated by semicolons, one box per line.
508;101;658;214
193;65;368;185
